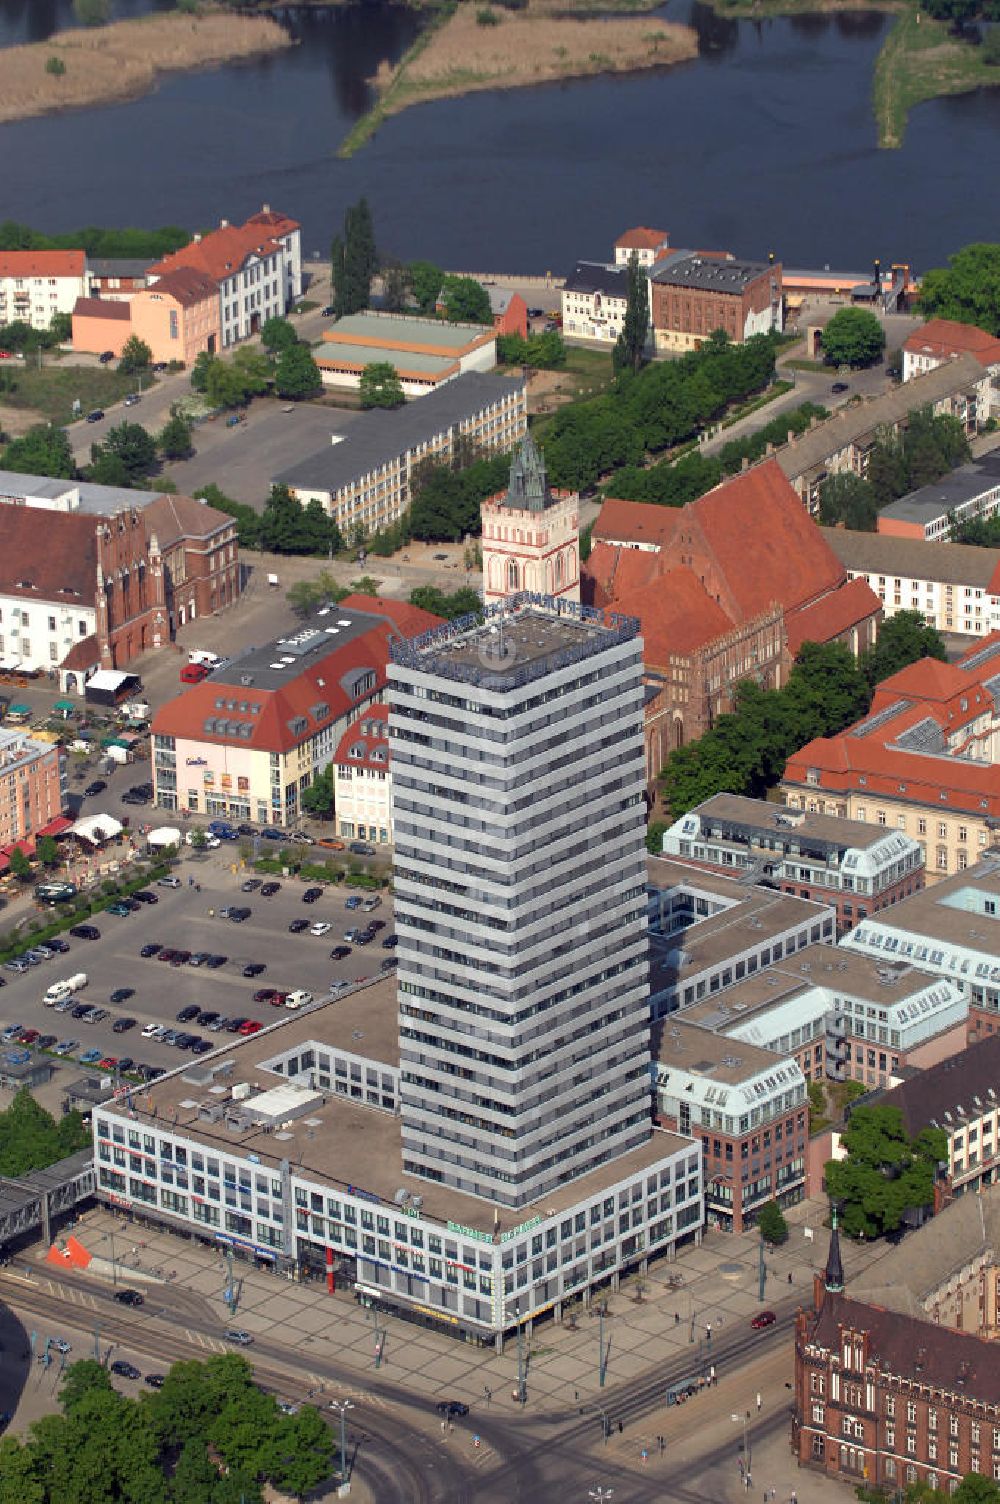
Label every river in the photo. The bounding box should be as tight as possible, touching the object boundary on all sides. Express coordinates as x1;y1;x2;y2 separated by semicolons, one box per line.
0;0;998;271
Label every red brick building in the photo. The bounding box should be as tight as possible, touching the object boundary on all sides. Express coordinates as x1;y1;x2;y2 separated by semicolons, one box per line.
142;493;240;632
584;461;881;775
794;1222;1000;1495
649;252;782;352
0;728;65;865
95;506;167;670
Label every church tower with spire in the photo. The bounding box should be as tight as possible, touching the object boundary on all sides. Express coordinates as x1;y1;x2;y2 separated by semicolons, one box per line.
480;433;580;605
823;1205;844;1295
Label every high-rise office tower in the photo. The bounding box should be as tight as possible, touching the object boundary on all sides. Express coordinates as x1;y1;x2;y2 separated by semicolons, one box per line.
389;596;651;1209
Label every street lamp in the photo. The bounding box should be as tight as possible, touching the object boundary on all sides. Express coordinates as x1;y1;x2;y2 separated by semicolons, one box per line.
329;1399;354;1485
588;1489;614;1503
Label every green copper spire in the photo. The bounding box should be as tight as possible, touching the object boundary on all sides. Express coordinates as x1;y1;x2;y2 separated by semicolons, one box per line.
504;431;552;512
824;1204;844;1294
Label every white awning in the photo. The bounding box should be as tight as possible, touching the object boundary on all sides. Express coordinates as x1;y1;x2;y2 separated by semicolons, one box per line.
86;670;131;693
148;827;181;848
71;813;123;845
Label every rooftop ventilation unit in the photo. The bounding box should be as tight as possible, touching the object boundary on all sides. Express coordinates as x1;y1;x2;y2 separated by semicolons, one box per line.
393;1188;410;1206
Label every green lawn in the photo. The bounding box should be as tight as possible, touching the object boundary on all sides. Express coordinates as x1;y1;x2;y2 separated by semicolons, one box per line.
561;345;616;399
873;9;1000;148
0;361;139;428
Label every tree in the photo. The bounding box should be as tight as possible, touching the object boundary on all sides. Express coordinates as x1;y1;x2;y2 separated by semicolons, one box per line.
380;258;410;313
203;346;270;409
0;1089;89;1176
0;1436;45;1503
193;482;260;549
159;408;194;460
49;310;71;341
918;243;1000;336
190;350;214;394
408;585;481;619
614;252;649;374
36;835;59;867
351;574;379;596
189;828;207;850
330;234;345;317
286;573;349;616
821;307;886;368
73;0;110;23
332;199;377;317
8;846;31;881
757;1200;788;1244
824;1105;947;1240
984;28;1000;64
86;449;130;487
439;274;492;325
817;472;879;531
409;260;443;315
90;421;157;484
118;334;152;375
260;316;298;354
1;424;76;479
860;609;947;689
301;764;334;818
274;343;321;400
270;1405;335;1500
359;361;405;409
644;819;666;855
59;1359;113;1411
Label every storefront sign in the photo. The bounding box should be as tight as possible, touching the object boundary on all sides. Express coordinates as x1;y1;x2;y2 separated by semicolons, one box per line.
220;774;232;790
447;1220;494;1245
203;771;214;785
500;1215;542;1244
185;757;207;766
237;777;249;792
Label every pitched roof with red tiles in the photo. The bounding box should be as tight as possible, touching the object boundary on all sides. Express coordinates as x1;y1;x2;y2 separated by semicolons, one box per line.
335;703;390;771
149;225;282;286
60;634;100;672
0;250;85;279
626;569;735;661
244;209;301;235
785;577;881;655
869;654;980;708
152;601;441;756
688;459;845;619
581;542;661;609
903;317;1000;366
784;725;1000;814
0;510;97;604
142;493;234;550
72;297;130;321
615;227;669;251
139;267;219;307
593;497;681;552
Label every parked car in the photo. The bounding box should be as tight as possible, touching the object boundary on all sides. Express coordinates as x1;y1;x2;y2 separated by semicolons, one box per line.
228;907;251;923
345;896;362;911
132;891;157;905
110;988;134;1004
309;922;331;937
288;919;309;934
381;935;397;949
106;903;132;918
260;882;281;897
36;1034;57;1050
751;1310;776;1330
145;1374;165;1388
205;954;227;970
225;1329;253;1346
86;409;105;423
69;925;100;941
83;780;106;797
243;962;266;977
157;876;181;889
436;1401;469;1418
241;879;262;893
239;1020;263;1035
349;841;375;856
123;393;141;407
177;1005;200;1023
113;1017;137;1033
140;943;162;957
110;1360;141;1379
330;945;352;960
302;887;322;904
98;350;115;364
79;1048;101;1065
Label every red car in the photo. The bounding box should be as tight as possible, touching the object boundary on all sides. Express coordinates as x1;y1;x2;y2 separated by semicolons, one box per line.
18;1028;40;1044
238;1019;263;1035
98;1056;118;1070
253;988;276;1004
751;1310;776;1330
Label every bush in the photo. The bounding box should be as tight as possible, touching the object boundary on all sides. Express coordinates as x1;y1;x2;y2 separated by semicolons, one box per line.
45;55;66;76
476;6;500;21
757;1200;789;1245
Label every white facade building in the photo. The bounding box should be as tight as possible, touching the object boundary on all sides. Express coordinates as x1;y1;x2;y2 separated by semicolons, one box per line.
822;527;1000;636
561;262;633;345
333;705;392;846
0;250;88;331
481;433;580;606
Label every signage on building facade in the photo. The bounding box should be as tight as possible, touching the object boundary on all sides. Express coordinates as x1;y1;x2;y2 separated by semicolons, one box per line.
500;1215;542;1244
237;777;249;791
203;771;214;784
185;757;207;766
221;774;232;790
447;1220;494;1245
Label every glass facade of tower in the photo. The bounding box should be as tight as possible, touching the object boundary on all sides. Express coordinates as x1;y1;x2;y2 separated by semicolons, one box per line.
389;597;652;1209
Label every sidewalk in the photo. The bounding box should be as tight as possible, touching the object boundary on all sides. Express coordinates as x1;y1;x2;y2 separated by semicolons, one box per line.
58;1199;894;1420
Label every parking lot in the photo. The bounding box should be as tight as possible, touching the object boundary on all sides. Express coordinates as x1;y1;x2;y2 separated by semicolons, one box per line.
0;862;394;1087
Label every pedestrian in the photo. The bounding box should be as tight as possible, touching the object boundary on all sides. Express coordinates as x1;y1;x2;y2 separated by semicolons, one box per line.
674;1311;680;1325
618;1420;624;1434
756;1391;762;1413
441;1419;447;1436
709;1364;716;1386
787;1271;793;1285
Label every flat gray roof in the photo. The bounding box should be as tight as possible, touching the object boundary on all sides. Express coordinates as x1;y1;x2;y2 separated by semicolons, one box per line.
848;857;1000;953
114;977;689;1234
821;526;1000;587
0;469;163;515
686;792;909;853
650;1015;779;1081
275;372;525;497
209;604;392;694
324;311;490;352
877;452;1000;524
317;341;457;376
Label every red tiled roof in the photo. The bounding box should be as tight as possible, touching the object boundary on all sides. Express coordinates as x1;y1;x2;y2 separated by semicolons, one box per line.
60;634;100;672
140;267;218;307
582;542;661;609
152;601;441;756
244;209;300;235
72;297;130;321
142;493;233;549
0;511;97;604
627;569;735;660
149;225;282;286
689;459;844;620
871;655;978;705
785;577;881;654
810;1293;1000;1406
594;497;681;551
335;703;390;771
615;227;669;250
0;250;85;278
903;317;1000;365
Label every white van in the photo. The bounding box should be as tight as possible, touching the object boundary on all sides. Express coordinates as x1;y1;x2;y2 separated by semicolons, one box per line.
284;990;313;1011
188;650;223;669
44;972;87;1005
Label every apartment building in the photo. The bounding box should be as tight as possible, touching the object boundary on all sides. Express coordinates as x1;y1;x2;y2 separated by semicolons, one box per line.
877;453;1000;542
0;729;66;856
560;262;632;345
645;857;837;1018
902;318;1000;419
333;704;391;847
151;597;438;828
661;794;924;935
782;637;1000;880
823;525;1000;636
869;1033;1000;1199
276;372;527;534
0;250;88;331
651;1017;808;1231
649;251;782;352
840;857;1000;1044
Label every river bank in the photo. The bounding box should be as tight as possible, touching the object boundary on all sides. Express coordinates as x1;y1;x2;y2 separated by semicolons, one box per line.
873;8;1000;147
0;8;291;125
338;0;697;157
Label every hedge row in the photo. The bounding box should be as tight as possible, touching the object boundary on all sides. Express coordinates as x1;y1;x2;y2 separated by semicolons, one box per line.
0;861;173;964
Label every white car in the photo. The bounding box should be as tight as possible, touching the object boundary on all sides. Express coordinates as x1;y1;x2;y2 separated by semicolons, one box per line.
53;1338;71;1354
284;990;313;1010
141;1022;160;1038
185;830;221;848
309;922;331;937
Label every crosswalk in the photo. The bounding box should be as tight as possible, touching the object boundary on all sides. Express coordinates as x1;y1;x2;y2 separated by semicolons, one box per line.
184;1328;228;1353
